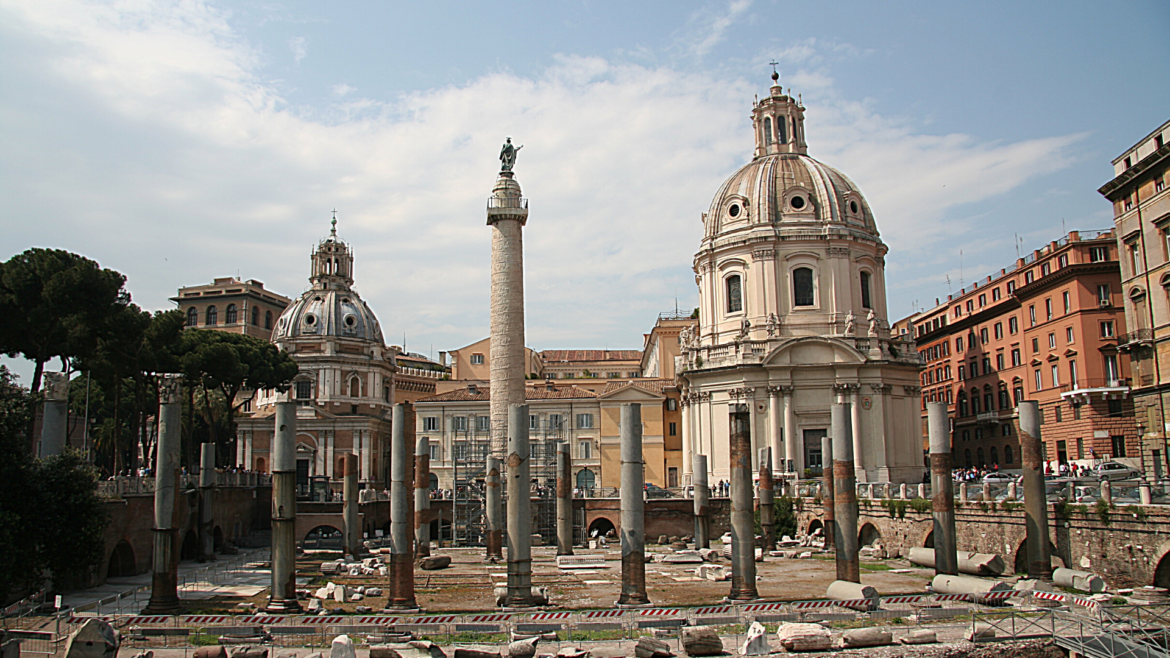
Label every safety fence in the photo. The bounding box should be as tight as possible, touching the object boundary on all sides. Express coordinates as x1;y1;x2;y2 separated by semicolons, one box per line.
971;601;1170;658
49;591;1033;649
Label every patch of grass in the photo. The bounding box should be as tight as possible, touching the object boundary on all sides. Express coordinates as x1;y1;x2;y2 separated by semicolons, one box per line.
1000;501;1022;513
908;498;932;514
441;632;508;644
1095;498;1113;524
557;629;627;642
861;562;892;572
190;633;221;646
1124;505;1148;521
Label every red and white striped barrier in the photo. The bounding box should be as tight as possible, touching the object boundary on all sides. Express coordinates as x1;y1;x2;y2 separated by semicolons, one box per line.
583;610;623;619
1068;596;1101;612
300;617;347;625
793;600;836;609
404;615;457;624
742;603;786;612
182;615;233;624
124;616;172;624
933;594;971;602
1033;591;1065;604
68;616;112;623
350;616;399;624
639;608;681;617
693;606;734;615
239;616;287;624
467;614;513;622
979;592;1017;602
881;595;927;604
529;612;571;620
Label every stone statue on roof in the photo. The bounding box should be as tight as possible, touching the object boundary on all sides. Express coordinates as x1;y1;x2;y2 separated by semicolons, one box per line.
499;137;523;172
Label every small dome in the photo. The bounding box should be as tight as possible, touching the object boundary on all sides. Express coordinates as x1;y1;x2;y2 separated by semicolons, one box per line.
704;153;878;239
273;288;384;343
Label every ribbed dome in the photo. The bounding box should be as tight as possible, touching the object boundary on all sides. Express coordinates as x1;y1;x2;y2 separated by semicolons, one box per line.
273;288;383;343
704;153;878;239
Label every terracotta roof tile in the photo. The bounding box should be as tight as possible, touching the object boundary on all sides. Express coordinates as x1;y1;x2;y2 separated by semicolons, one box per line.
601;379;673;394
539;349;642;362
416;383;599;403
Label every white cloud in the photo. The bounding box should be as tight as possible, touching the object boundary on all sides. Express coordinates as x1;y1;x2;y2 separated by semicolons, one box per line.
0;0;1085;362
688;0;753;58
289;35;306;62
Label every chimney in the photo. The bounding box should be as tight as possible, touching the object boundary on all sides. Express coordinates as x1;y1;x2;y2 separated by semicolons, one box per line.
439;351;448;367
467;384;478;395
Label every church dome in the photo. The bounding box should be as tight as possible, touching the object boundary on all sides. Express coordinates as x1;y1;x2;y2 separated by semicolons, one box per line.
272;218;385;345
704;153;878;239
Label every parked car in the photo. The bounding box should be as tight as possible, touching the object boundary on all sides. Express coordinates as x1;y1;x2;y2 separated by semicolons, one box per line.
1095;462;1141;481
983;472;1018;483
644;483;673;498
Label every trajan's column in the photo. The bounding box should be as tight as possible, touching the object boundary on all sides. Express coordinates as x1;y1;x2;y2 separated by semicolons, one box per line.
487;137;529;458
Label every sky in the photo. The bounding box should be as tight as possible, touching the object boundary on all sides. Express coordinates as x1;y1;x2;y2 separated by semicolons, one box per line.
2;0;1168;381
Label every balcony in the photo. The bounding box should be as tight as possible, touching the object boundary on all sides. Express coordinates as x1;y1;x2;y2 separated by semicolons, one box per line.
1120;328;1154;350
1060;377;1130;405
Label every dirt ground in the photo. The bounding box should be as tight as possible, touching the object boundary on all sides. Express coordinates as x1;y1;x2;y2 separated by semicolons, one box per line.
189;542;935;614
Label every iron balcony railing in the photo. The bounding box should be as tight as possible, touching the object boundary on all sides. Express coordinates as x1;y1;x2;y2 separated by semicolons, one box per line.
487;197;528;210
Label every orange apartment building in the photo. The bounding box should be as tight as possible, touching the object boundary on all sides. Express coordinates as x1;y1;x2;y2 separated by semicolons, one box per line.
171;277;292;340
903;230;1141;472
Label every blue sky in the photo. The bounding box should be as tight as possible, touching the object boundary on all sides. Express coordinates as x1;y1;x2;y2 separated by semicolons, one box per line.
2;0;1168;380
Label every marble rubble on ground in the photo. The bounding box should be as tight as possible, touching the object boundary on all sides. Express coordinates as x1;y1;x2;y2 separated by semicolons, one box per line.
505;638;538;658
680;627;722;656
64;619;119;658
900;629;938;645
633;637;672;658
554;648;590;658
776;623;831;652
740;622;770;655
330;636;356;658
452;650;499;658
417;556;451;570
840;628;892;648
697;564;728;582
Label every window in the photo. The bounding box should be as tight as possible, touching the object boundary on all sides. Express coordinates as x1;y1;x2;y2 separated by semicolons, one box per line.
1090;246;1108;262
979;294;986;307
984;389;993;411
1062;291;1071;314
1130;242;1142;273
454;416;467;431
994;322;1003;339
349;377;361;397
958;365;965;380
1051;364;1060;388
579;440;593;460
186;307;198;326
1032;337;1040;353
429;445;440;461
265;311;273;329
1034;369;1043;391
996;353;1005;370
529;414;538;429
1025;270;1034;284
470;353;485;365
999;387;1009;409
1011;348;1021;366
295;381;313;400
958;394;968;416
990;447;998;465
792;268;814;307
251;306;259;326
1041;263;1051;277
1158;178;1166;193
666;398;678;411
1112;435;1127;458
966;300;974;313
608;372;620;379
727;274;744;313
576;413;594;429
1029;305;1036;326
1101;321;1115;338
206;305;218;325
1058;254;1068;268
1108;399;1123;417
549;414;564;430
1105;354;1120;381
1009;317;1019;334
225;304;237;324
1097;284;1111;305
981;328;989;344
423;417;439;431
1048;333;1056;349
983;357;991;373
1014;385;1024;404
669;422;677;436
992;287;1002;301
476;416;490;432
763;116;773;145
1070;360;1078;385
1045;298;1052;320
956;336;964;352
860;271;872;308
1007;281;1016;294
1005;445;1013;464
954;306;962;318
971;393;980;414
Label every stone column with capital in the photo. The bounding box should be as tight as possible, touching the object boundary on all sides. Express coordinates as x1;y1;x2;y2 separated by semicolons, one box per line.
487;163;529;460
145;374;183;614
681;394;693;483
849;385;865;481
782;386;798;476
768;387;783;476
38;372;70;459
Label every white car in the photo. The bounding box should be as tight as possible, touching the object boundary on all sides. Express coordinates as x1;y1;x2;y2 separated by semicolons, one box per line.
983;472;1017;483
1094;462;1141;481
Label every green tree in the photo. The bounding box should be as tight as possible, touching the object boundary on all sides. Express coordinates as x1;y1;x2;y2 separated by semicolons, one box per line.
0;249;129;394
34;449;107;589
0;366;40;601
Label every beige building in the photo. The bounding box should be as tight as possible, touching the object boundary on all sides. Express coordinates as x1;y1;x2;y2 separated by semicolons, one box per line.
439;338;643;395
1100;119;1170;476
679;74;924;485
171;277;291;340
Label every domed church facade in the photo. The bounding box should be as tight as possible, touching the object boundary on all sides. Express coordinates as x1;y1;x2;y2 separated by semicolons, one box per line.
678;75;924;485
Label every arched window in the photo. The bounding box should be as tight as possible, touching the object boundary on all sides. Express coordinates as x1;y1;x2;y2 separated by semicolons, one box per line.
763;117;773;145
970;392;980;415
777;117;787;144
999;386;1010;409
990;447;999;465
206;305;218;326
726;274;743;313
265;311;273;329
958;393;968;417
251;306;260;326
576;468;596;491
225;304;237;324
1004;445;1014;464
984;387;994;412
793;267;815;306
860;271;872;309
349;377;361;398
255;457;266;473
186;307;198;326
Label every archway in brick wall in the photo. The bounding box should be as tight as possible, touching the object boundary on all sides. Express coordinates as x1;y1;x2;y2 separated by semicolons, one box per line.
304;525;344;551
859;523;882;547
1152;542;1170;589
213;526;224;552
807;519;824;538
1013;538;1061;575
107;540;136;578
180;530;199;560
923;530;934;548
588;517;615;539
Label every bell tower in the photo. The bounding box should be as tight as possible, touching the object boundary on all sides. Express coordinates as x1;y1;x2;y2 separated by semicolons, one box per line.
310;213;355;291
752;70;807;158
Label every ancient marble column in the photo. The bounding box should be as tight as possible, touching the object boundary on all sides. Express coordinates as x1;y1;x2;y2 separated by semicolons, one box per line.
1018;401;1052;579
928;402;957;576
415;436;431;558
266;398;301;612
821;434;835;551
783;387;798;476
504;403;534;607
849;385;865;480
144;374;183;614
693;454;710;549
342;453;359;557
831;402;860;584
556;441;573;556
389;403;417;609
728;405;758;601
487;167;529;459
759;447;776;551
485;456;504;561
38;372;70;459
618;403;650;606
768;387;783;477
199;443;216;562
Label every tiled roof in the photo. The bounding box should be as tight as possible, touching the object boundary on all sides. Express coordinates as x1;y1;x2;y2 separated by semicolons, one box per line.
540;349;642;362
602;379;673;395
416;383;599;403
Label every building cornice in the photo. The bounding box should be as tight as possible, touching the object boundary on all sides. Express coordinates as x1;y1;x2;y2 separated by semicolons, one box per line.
1099;143;1170;200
